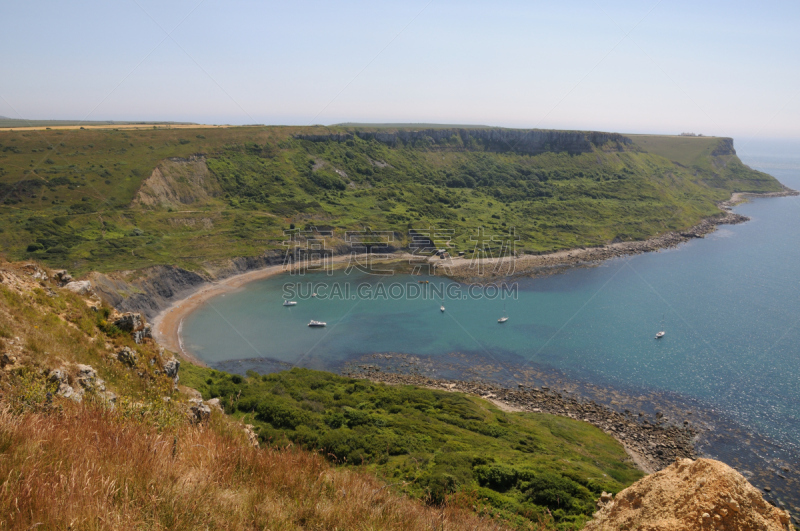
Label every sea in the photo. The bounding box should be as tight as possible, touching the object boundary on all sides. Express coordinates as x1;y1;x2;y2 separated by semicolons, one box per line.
182;138;800;514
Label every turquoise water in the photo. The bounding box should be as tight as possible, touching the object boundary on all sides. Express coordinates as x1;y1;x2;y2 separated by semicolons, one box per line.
184;140;800;500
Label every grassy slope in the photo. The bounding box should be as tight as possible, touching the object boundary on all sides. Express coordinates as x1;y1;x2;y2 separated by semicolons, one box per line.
0;126;782;274
0;260;517;530
181;364;643;529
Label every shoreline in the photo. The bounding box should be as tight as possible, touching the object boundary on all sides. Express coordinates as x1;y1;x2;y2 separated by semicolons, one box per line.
151;253;401;365
152;189;798;365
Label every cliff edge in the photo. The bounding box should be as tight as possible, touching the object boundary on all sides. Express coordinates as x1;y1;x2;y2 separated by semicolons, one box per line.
584;458;793;531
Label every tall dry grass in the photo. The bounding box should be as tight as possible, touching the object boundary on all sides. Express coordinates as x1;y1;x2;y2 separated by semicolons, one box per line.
0;402;521;531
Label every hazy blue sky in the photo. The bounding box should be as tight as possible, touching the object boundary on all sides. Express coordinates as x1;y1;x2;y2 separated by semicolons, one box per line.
1;1;798;138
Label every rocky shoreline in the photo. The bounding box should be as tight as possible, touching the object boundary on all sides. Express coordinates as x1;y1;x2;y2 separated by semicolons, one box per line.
345;368;698;474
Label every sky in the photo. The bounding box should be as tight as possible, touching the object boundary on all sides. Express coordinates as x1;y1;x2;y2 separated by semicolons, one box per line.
1;0;798;139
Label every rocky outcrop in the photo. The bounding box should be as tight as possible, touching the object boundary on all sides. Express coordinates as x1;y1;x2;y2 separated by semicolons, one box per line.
52;270;72;285
133;324;152;344
64;280;93;295
48;368;80;402
296;128;632;155
133;154;222;208
163;355;180;387
114;312;145;332
207;397;223;412
115;346;138;367
48;364;116;405
584;458;793;531
188;398;211;423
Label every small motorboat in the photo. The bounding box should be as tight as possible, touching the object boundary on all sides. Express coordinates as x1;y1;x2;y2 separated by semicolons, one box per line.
283;300;297;306
440;305;445;312
308;320;326;327
655;331;665;339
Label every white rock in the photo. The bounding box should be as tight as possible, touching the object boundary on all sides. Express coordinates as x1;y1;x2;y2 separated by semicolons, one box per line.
64;281;92;295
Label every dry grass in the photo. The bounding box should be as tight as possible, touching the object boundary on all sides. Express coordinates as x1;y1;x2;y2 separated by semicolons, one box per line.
0;402;522;531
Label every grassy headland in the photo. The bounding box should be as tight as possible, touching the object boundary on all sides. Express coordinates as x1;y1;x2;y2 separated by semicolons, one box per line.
0;125;783;275
180;364;643;529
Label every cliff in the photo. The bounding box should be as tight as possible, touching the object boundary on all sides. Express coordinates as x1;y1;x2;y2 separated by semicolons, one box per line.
133;154;222;208
296;127;632;154
89;253;287;319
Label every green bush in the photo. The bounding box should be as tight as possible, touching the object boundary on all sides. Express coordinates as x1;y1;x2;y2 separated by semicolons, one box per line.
474;464;519;491
524;472;593;514
309;170;346;190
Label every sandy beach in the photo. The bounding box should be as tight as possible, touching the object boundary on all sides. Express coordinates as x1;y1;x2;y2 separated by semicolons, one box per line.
151;253;405;364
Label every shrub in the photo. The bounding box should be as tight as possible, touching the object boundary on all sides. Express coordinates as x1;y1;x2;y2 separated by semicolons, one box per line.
524;472;593;513
474;465;519;491
309;170;346;190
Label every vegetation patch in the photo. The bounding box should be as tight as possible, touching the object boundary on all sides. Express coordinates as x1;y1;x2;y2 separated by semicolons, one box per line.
182;365;644;529
0;126;782;274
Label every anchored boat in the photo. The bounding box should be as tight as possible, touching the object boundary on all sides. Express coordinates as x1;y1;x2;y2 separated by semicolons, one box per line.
498;301;509;323
308;320;327;327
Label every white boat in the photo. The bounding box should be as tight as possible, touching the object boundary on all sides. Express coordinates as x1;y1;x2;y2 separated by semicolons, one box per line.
308;320;326;327
440;305;445;312
654;313;666;339
498;301;508;323
283;300;297;306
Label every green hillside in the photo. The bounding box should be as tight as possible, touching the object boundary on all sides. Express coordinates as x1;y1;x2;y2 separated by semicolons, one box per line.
181;364;643;529
0;125;782;274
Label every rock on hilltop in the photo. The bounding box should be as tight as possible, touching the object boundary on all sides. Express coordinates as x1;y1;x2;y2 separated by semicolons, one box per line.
584;458;793;530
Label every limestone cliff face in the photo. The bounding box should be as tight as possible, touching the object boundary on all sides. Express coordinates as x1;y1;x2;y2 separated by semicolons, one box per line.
584;458;793;531
133;155;221;208
296;128;632;155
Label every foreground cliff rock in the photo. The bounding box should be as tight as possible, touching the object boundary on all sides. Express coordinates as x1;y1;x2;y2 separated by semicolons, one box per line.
584;458;793;531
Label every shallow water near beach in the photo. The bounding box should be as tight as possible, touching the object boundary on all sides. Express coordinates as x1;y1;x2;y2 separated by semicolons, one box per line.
184;139;800;511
